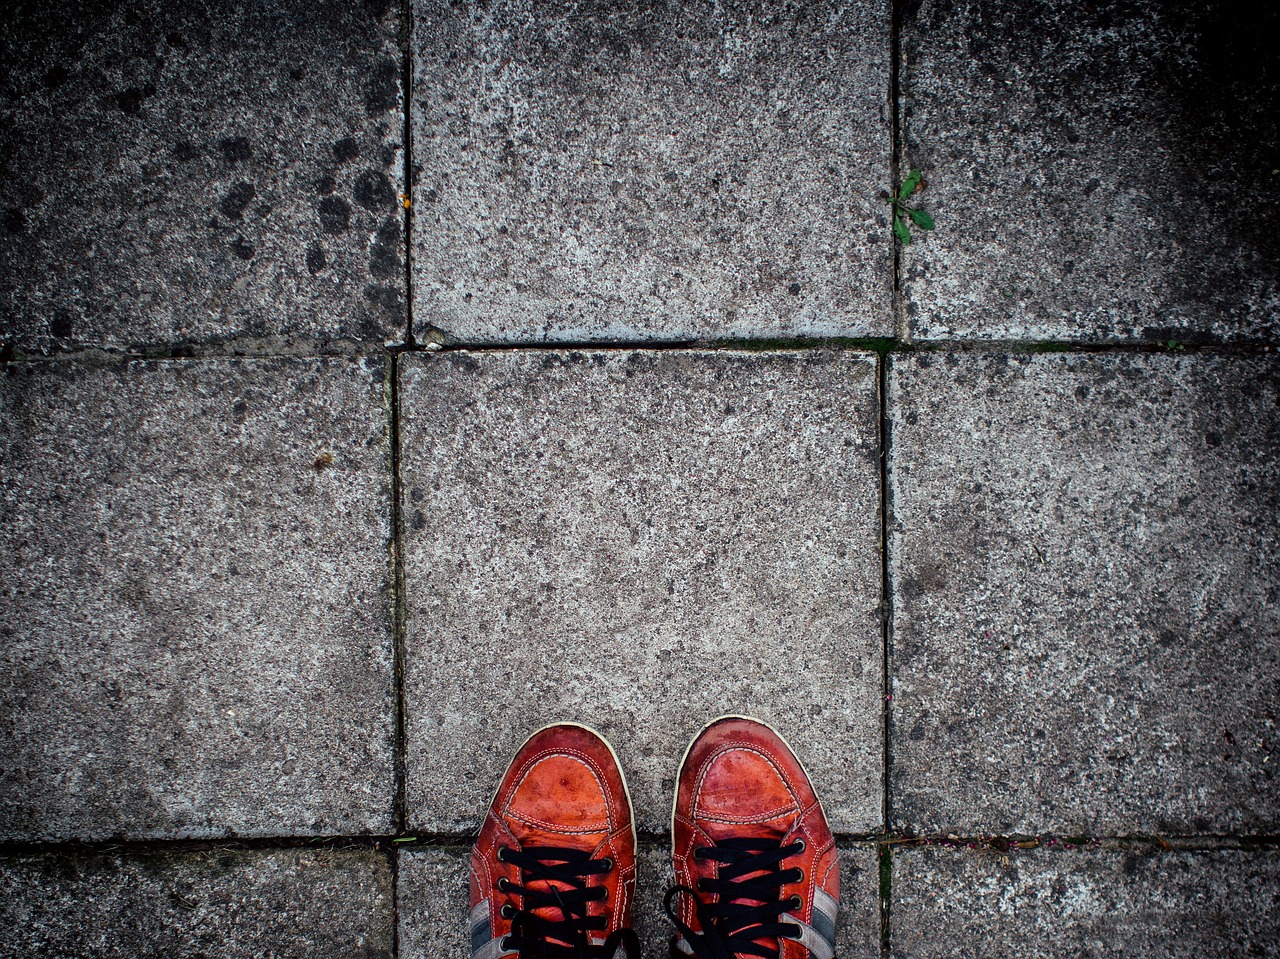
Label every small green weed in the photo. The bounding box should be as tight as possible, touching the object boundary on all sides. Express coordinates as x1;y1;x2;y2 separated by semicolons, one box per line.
890;168;935;245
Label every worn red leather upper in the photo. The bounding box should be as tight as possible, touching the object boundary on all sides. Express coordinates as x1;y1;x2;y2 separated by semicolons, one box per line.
471;724;637;958
671;717;840;959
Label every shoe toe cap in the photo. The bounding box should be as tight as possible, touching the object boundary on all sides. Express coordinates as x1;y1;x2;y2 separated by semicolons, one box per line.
693;743;799;822
507;752;614;831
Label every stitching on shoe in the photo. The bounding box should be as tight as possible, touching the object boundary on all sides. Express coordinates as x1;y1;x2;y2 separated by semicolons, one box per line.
503;746;615;828
690;743;801;820
506;814;611;834
817;851;836;891
695;806;796;825
476;843;495;928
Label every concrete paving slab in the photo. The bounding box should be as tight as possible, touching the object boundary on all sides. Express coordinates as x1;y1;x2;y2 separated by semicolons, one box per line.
0;356;394;840
398;847;470;959
398;843;882;959
400;350;883;832
411;1;892;343
901;1;1280;342
0;1;406;354
888;352;1280;835
890;845;1280;958
0;847;392;958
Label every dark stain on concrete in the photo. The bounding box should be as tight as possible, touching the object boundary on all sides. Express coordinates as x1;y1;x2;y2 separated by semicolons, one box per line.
363;283;403;323
219;137;252;162
318;196;351;234
219;182;256;220
43;65;69;89
114;84;153;114
353;170;395;210
364;58;398;114
333;137;359;163
369;216;401;279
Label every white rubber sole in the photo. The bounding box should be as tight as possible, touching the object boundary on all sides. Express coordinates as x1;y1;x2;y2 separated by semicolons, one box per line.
487;720;639;855
668;713;829;855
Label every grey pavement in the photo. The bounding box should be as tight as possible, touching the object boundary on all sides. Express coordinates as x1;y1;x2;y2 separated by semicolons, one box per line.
888;352;1280;836
0;848;393;958
1;356;395;840
2;0;1279;956
399;349;883;834
891;844;1280;958
410;0;892;343
0;1;406;353
901;0;1280;342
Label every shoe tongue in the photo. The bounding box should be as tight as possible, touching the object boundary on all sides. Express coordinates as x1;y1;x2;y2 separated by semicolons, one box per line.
505;755;612;838
694;747;798;831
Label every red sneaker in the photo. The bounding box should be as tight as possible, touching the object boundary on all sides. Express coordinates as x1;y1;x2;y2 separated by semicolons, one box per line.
665;717;840;959
471;723;639;959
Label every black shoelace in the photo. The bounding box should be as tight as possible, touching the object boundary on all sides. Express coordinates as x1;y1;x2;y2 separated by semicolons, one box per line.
499;845;639;959
663;837;805;959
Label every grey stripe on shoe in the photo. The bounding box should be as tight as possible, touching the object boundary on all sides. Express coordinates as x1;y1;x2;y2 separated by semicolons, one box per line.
473;935;514;959
810;887;839;946
784;917;836;959
470;901;495;958
784;889;839;959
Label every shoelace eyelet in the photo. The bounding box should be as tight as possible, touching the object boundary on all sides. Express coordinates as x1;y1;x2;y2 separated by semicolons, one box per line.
792;839;806;853
500;904;517;919
496;846;509;862
500;936;513;951
497;877;512;892
788;895;802;909
601;857;614;873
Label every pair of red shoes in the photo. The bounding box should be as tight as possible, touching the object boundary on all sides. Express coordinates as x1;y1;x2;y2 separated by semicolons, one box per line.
470;717;839;959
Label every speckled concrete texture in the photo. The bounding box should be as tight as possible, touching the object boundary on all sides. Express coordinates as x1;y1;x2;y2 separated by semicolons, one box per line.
397;843;882;959
411;0;892;343
890;845;1280;958
0;848;392;958
398;847;471;959
0;356;394;840
399;350;883;833
888;352;1280;835
900;1;1280;342
0;0;406;354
